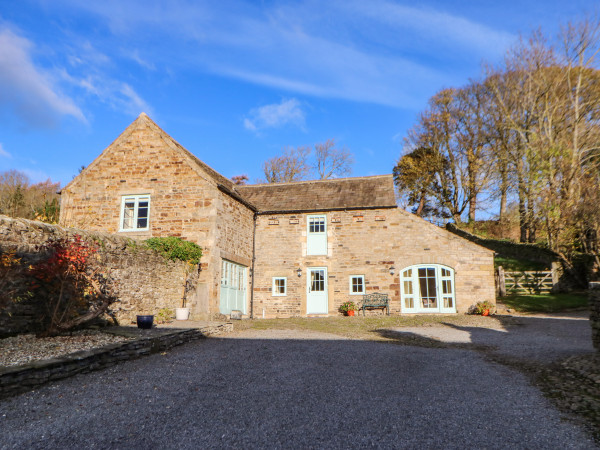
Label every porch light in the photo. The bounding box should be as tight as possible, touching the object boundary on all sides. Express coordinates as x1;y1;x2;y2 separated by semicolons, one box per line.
297;268;302;277
389;266;395;276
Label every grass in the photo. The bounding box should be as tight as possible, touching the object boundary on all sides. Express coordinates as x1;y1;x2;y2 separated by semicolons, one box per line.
499;292;589;313
232;314;502;340
495;256;549;271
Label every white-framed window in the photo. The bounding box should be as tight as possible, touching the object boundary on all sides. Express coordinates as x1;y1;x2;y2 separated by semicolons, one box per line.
307;215;327;255
400;264;455;313
349;275;365;295
272;277;287;296
119;194;150;232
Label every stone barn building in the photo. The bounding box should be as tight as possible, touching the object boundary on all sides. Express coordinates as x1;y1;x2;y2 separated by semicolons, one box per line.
59;113;495;320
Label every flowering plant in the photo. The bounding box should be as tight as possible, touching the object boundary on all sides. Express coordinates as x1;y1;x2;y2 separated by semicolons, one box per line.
339;301;357;313
468;300;495;315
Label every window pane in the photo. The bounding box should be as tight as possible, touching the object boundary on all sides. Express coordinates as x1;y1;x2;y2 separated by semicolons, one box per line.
275;279;286;294
403;269;412;278
403;280;413;295
122;201;135;229
311;271;324;292
418;267;437;308
405;297;414;308
444;297;453;308
309;217;325;233
351;276;364;293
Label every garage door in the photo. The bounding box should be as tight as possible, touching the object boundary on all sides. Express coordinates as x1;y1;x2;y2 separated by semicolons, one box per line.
220;260;247;315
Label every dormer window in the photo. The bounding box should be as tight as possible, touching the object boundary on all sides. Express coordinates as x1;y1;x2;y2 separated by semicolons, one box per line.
120;194;150;231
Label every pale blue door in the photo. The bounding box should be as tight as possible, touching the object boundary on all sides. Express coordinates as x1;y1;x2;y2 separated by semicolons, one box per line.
307;267;328;314
220;260;247;314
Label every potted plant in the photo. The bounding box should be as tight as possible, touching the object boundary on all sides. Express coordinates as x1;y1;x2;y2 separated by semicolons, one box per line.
339;301;357;316
469;300;495;316
176;263;195;320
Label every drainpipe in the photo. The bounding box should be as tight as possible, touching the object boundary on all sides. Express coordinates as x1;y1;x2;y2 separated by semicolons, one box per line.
250;212;257;319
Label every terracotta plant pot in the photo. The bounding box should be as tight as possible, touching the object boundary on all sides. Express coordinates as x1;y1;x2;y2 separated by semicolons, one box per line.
482;309;490;316
347;310;355;316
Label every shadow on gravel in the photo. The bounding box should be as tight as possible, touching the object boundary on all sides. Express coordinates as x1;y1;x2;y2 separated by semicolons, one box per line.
373;314;600;443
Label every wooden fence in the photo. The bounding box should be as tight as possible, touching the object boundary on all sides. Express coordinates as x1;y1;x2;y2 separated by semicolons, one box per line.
496;265;560;297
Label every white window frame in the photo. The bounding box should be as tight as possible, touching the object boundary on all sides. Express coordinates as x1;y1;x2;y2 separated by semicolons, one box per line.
272;277;287;296
119;194;151;232
400;264;456;313
349;275;365;295
306;214;327;255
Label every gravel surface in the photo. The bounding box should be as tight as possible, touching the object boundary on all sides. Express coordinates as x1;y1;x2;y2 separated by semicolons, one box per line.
390;311;594;363
0;331;132;367
1;328;597;449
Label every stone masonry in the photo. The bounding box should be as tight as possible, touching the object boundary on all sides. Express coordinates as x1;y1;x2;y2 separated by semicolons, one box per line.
0;215;196;337
252;208;495;318
59;114;253;320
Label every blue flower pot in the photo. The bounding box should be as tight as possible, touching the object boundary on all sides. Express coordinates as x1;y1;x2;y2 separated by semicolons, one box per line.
136;315;154;329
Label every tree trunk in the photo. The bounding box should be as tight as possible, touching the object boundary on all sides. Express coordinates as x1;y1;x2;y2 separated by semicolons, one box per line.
415;194;426;216
498;167;508;224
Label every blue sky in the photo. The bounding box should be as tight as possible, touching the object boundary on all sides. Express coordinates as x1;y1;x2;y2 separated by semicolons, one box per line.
0;0;593;186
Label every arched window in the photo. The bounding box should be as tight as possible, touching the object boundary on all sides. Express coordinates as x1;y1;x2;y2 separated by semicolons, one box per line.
400;265;455;313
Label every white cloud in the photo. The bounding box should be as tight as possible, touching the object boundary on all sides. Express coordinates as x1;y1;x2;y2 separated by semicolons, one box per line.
0;143;11;158
60;70;152;117
46;0;517;108
0;27;85;127
126;49;156;70
244;98;305;133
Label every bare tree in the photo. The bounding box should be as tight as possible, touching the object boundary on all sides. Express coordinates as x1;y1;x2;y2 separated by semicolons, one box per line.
262;146;311;183
314;139;354;179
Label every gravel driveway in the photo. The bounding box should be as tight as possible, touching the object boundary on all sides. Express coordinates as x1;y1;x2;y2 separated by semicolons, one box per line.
1;323;597;449
390;311;595;364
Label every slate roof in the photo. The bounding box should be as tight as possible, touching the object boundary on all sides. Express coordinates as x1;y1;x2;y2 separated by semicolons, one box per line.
236;175;397;213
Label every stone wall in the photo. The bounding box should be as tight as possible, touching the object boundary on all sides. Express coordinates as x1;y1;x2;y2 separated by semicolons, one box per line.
0;215;197;337
58;115;254;320
252;208;495;317
590;282;600;351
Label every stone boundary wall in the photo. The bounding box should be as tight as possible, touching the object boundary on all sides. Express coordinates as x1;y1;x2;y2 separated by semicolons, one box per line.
0;215;198;337
590;282;600;351
0;323;233;399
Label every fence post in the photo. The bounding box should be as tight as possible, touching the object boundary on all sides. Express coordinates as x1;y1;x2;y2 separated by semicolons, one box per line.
551;261;562;293
496;266;506;297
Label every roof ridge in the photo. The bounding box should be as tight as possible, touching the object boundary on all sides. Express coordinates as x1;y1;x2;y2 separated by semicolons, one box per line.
238;174;392;188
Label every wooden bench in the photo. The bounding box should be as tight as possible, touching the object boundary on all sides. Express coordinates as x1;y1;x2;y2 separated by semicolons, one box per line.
361;293;390;316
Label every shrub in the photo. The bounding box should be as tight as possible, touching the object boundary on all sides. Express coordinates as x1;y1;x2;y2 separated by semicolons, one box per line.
155;308;174;324
0;249;31;309
144;237;203;264
30;235;117;337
